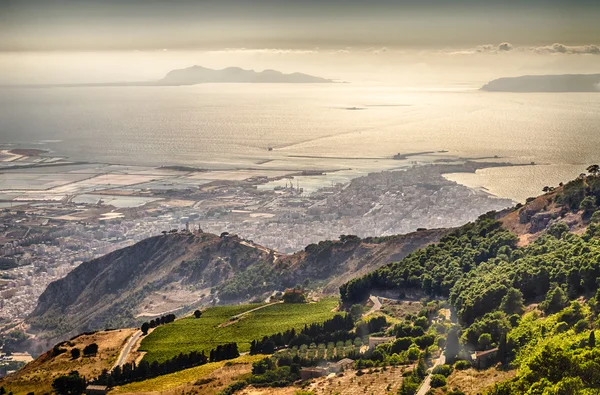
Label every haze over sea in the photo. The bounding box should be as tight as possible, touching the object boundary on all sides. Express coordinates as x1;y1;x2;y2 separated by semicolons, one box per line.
1;83;599;203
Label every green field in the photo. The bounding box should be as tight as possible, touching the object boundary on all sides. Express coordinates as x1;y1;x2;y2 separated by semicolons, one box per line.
139;298;339;363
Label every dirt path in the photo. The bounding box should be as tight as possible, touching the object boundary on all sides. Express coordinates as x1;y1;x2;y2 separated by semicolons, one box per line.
218;301;284;327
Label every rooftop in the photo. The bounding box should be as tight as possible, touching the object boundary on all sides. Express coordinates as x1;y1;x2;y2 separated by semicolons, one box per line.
475;347;499;358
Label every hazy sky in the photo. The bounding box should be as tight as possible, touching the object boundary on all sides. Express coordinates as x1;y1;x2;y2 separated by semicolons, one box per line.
2;0;600;51
1;0;599;84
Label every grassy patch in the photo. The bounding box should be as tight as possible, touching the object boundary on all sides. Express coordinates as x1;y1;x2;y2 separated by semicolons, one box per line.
112;354;265;393
139;298;339;363
441;367;517;395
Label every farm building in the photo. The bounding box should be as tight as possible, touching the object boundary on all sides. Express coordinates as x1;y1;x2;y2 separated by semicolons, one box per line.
85;385;108;395
300;367;327;379
330;358;355;372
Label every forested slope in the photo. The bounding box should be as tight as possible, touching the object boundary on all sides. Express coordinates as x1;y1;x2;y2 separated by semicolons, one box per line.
341;170;600;394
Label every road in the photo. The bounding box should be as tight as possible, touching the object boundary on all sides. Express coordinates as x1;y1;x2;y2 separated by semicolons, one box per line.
362;295;382;317
113;330;142;368
416;307;454;395
416;352;446;395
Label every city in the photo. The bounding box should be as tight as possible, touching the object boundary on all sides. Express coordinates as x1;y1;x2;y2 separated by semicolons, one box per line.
0;149;513;329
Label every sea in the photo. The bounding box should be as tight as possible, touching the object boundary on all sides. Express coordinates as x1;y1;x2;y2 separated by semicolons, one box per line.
1;83;599;203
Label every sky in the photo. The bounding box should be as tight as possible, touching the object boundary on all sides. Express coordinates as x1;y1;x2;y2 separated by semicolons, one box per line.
0;0;599;84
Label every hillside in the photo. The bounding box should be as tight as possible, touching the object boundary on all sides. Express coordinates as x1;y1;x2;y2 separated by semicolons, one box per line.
27;228;446;345
480;73;600;92
0;329;135;394
8;171;600;394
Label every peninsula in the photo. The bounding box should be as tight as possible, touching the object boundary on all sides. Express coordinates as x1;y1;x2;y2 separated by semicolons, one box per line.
481;73;600;92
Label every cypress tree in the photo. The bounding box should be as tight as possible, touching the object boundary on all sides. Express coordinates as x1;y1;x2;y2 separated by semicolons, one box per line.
444;325;460;363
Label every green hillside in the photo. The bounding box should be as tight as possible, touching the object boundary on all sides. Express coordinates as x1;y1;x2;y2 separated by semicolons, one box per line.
139;298;339;363
340;171;600;394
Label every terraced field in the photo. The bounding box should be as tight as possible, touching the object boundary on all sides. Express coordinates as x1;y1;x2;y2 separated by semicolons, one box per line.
139;298;339;363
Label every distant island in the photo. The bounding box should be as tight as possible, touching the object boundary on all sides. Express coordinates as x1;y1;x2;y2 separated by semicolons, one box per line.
8;66;334;88
158;65;333;85
481;73;600;92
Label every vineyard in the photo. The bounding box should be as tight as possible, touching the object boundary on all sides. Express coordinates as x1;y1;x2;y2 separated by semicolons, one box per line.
139;298;339;363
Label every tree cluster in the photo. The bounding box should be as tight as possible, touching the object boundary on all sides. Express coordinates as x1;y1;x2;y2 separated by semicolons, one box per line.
340;216;517;308
209;343;239;362
140;313;176;334
93;350;208;387
92;342;238;387
52;371;87;395
250;314;355;355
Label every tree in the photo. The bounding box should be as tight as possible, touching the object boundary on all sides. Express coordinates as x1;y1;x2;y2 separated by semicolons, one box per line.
282;289;306;303
349;304;364;321
497;334;508;365
407;346;420;361
71;348;80;360
580;196;597;216
52;371;86;395
445;325;460;362
391;337;414;353
399;379;420;395
141;322;149;335
540;286;569;314
83;343;98;356
547;222;569;239
590;331;596;348
478;333;492;350
416;357;428;379
500;288;525;315
587;164;600;175
194;310;202;319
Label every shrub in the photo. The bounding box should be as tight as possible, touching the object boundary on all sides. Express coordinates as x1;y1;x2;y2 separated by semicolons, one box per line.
83;343;98;356
454;360;471;370
430;374;447;388
407;346;420;361
554;322;569;333
432;364;454;377
70;348;80;359
574;319;588;333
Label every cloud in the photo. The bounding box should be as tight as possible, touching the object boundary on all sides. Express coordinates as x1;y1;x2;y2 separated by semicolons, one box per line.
498;42;513;52
366;47;388;54
205;48;318;55
532;43;600;55
445;42;600;55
